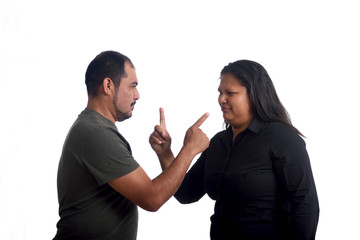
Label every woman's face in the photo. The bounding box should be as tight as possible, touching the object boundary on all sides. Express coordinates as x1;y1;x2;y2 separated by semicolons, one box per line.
218;73;254;133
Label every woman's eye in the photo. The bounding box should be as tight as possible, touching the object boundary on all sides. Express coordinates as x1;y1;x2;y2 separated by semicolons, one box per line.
218;91;235;96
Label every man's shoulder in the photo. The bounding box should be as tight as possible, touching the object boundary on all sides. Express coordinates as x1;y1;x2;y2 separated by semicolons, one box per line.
72;109;115;132
63;109;116;147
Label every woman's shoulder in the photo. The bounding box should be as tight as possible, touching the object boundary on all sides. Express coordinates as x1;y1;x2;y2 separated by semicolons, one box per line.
263;121;299;135
264;121;305;148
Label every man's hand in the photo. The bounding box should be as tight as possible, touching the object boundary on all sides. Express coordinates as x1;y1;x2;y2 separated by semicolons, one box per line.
149;107;172;156
183;112;210;156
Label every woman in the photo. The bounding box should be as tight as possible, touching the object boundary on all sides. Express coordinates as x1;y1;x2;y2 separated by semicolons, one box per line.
174;60;319;240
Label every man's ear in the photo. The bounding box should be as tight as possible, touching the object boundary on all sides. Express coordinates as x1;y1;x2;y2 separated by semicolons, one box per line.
102;77;113;95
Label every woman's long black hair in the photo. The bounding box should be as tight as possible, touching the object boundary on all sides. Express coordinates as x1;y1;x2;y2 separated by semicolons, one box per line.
220;60;304;137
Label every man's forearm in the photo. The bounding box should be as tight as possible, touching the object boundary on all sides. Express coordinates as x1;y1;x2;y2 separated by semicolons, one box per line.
151;145;197;209
157;149;175;170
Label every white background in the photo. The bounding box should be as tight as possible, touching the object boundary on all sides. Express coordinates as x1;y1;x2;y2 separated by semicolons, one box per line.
1;0;359;239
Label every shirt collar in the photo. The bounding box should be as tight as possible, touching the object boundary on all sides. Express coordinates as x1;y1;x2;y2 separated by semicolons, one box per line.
247;118;263;134
224;117;263;136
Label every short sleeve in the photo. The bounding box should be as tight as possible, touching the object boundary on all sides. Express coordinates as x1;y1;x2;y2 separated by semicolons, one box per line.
82;127;140;185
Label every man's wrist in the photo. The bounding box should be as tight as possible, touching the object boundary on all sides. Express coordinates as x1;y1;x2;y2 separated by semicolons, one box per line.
157;149;174;162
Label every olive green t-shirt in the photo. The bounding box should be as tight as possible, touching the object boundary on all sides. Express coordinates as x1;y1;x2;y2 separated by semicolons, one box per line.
54;108;140;240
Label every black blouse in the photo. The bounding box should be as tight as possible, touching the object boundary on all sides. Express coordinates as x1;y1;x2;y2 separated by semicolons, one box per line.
175;118;319;240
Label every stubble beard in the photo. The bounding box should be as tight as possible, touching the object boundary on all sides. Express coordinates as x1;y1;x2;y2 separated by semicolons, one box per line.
113;96;132;122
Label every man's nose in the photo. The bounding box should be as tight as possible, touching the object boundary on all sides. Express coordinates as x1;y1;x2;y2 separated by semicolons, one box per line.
135;88;140;100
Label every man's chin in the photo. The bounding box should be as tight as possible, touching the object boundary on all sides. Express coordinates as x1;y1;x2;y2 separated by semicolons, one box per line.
116;111;132;122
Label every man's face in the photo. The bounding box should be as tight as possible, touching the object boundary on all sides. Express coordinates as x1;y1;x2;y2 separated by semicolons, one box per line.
113;62;140;122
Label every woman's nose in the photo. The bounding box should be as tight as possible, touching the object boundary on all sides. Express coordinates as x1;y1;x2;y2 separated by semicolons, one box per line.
219;94;226;104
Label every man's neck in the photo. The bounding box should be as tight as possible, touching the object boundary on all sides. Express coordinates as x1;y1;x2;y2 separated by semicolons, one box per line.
87;97;116;123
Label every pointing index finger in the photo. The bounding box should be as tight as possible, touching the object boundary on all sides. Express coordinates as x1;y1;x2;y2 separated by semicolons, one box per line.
193;112;210;128
159;107;166;128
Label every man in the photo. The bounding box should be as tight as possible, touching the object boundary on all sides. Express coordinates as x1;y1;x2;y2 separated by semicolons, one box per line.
53;51;209;240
